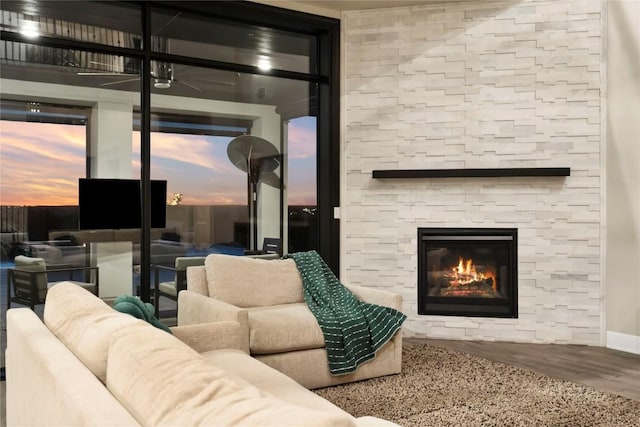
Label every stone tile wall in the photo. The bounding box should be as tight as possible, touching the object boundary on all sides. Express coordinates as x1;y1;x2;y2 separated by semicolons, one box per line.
342;0;603;344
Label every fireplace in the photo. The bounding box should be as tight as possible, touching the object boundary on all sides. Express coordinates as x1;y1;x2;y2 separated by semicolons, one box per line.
418;228;518;318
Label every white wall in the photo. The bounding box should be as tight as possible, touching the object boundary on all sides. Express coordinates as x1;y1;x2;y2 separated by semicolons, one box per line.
254;0;639;352
606;0;640;354
342;0;604;345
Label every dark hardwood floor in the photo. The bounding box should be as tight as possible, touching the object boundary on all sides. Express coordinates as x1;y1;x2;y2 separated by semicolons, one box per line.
406;337;640;401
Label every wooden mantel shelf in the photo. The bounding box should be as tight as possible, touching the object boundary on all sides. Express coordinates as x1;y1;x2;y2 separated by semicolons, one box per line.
372;167;571;179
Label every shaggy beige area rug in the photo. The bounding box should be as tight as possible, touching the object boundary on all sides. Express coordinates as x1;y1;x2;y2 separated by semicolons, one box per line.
314;344;640;427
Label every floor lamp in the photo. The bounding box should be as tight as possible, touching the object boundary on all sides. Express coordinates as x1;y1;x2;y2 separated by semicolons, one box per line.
227;135;280;251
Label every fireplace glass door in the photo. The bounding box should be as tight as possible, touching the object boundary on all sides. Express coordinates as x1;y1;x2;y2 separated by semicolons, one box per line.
418;228;518;318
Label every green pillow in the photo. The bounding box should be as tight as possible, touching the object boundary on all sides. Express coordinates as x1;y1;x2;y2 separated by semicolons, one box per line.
113;295;172;334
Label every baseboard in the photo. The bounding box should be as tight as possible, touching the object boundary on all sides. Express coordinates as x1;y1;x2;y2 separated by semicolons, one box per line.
607;331;640;355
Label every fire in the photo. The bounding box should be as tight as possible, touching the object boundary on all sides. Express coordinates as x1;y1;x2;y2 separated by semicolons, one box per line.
449;257;496;290
455;257;473;275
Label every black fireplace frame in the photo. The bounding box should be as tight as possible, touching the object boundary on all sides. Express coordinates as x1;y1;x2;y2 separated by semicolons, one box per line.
417;228;518;318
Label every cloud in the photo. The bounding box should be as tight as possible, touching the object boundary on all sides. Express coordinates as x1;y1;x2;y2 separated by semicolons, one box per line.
133;131;236;174
287;119;316;160
1;121;318;208
1;121;85;205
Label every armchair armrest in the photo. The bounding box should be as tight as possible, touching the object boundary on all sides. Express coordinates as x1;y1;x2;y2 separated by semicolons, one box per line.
153;264;177;274
177;290;250;354
170;321;248;354
347;285;404;370
11;265;99;279
48;265;99;281
50;266;99;296
152;263;177;282
152;264;184;316
346;284;403;311
9;265;99;296
178;289;249;336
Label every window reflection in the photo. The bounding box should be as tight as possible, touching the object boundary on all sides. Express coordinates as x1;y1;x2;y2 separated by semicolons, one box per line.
146;63;317;259
0;1;327;321
151;7;315;74
1;1;142;48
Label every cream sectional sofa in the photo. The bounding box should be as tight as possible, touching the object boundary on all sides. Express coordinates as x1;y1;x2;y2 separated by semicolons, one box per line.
6;282;400;427
183;254;404;389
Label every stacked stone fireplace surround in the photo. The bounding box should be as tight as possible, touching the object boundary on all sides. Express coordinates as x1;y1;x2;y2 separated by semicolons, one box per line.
342;0;603;345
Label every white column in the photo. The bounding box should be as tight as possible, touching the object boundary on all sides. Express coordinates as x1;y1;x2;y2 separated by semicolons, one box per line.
91;241;134;300
252;112;282;250
89;101;133;179
89;100;135;300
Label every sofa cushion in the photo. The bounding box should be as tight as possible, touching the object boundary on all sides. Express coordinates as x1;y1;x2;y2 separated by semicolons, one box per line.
170;321;246;353
6;308;141;427
107;322;356;427
43;282;141;383
205;254;304;307
248;303;325;354
201;348;352;418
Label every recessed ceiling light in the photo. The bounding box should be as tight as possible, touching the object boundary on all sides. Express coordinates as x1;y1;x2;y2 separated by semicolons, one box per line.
257;58;271;71
20;19;40;39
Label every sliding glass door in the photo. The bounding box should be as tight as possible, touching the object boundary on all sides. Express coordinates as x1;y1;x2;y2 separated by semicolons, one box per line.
0;1;339;317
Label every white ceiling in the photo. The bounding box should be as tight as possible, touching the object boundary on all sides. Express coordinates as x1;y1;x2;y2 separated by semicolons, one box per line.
295;0;453;11
253;0;468;19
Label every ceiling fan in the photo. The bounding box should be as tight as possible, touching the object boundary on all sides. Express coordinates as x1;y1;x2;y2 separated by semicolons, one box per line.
77;60;236;91
75;13;237;91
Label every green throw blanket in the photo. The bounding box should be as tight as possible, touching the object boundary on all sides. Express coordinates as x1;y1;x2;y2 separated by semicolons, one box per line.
113;294;172;334
287;251;406;375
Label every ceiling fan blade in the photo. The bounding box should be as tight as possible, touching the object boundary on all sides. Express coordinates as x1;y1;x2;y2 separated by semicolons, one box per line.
175;79;202;92
173;65;236;86
82;59;139;76
211;80;236;86
101;78;140;87
77;72;139;76
89;60;117;67
154;12;182;36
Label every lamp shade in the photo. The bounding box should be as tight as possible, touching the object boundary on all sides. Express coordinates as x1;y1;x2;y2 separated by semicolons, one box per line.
227;135;280;187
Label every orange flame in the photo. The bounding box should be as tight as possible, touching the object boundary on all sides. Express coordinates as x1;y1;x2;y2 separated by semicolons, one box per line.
450;257;496;290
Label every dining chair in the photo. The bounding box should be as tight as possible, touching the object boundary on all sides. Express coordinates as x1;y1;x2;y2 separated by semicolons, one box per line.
153;256;206;317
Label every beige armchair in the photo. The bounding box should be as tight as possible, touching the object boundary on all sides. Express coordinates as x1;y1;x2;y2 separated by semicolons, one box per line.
8;255;99;310
179;254;404;389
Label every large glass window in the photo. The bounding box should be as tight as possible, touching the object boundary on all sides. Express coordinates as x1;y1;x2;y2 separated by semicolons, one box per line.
146;62;317;265
287;116;318;253
0;1;338;325
0;48;142;302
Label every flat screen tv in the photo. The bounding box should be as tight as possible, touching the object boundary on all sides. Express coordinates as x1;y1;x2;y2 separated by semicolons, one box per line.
78;178;167;230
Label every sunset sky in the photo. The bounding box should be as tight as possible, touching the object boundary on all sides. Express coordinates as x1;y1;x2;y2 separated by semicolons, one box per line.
0;116;317;206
